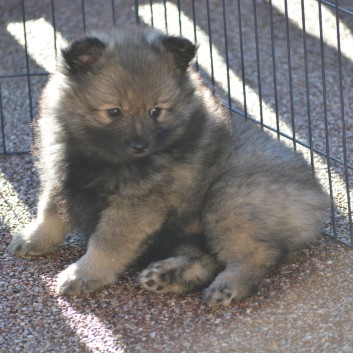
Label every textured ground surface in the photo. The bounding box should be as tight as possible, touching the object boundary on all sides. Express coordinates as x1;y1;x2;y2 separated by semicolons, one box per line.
1;156;353;353
1;1;353;352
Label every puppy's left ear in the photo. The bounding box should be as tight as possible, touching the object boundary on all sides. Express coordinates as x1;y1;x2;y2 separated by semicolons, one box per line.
161;36;197;71
61;37;106;74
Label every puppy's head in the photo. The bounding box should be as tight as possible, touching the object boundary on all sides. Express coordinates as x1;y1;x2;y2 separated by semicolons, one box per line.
55;27;199;162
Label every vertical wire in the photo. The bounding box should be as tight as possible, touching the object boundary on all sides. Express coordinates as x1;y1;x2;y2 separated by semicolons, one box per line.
81;0;86;32
318;0;337;238
236;0;247;118
149;0;154;27
21;0;34;122
191;0;199;72
300;0;315;170
268;0;280;139
284;0;296;150
163;0;168;33
221;0;232;110
176;0;182;35
334;0;353;242
50;0;58;58
135;0;140;24
252;0;264;130
112;0;116;26
0;83;6;154
205;0;215;94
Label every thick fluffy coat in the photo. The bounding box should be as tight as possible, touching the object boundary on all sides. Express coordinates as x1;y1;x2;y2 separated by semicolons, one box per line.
8;27;329;306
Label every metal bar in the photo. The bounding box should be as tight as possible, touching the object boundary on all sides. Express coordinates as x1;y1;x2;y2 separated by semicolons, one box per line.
284;0;296;150
318;0;337;237
334;0;353;242
0;84;6;154
50;0;58;57
191;0;199;72
0;150;30;156
149;0;154;27
221;0;231;110
300;0;315;170
176;0;182;35
319;0;353;16
112;0;116;26
205;0;215;94
0;73;48;79
81;0;86;32
163;0;168;33
322;230;352;247
268;0;280;139
135;0;140;24
21;0;34;122
252;0;264;130
236;0;247;118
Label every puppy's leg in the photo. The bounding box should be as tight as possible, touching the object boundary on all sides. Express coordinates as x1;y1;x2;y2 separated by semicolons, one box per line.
8;190;72;256
202;186;288;306
138;249;219;294
57;200;167;296
203;226;282;306
203;247;279;306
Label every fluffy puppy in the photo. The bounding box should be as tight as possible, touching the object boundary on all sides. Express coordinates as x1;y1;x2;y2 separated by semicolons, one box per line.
8;26;329;306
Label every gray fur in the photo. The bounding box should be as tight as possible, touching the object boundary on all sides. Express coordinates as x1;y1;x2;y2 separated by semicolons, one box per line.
7;26;329;306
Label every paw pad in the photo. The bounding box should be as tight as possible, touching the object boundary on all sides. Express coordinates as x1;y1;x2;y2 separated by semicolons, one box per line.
203;285;235;307
138;267;169;293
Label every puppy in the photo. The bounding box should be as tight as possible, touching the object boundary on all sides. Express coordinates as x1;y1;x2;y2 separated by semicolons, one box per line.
8;26;329;306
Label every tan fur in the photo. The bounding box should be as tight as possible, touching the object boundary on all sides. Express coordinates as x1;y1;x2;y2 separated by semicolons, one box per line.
7;27;329;306
139;255;219;294
9;210;71;256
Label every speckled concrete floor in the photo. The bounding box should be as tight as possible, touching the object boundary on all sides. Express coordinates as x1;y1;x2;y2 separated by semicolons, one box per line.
1;1;353;352
1;155;353;352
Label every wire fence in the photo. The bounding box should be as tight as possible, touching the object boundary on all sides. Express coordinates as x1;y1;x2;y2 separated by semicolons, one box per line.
0;0;352;246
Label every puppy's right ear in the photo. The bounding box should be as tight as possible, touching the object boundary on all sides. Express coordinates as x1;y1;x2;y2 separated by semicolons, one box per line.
61;37;106;74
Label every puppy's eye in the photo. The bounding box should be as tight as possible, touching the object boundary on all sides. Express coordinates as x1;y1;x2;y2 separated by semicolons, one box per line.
149;107;161;119
107;108;122;119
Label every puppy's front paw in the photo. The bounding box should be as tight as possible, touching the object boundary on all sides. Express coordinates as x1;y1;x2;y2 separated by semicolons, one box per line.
7;232;35;257
56;263;113;296
7;219;65;257
7;229;57;257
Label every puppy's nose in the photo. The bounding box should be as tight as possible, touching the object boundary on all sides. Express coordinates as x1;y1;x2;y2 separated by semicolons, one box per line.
129;138;149;154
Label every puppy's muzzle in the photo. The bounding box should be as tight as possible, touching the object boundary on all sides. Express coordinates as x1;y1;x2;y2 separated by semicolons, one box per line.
129;138;149;155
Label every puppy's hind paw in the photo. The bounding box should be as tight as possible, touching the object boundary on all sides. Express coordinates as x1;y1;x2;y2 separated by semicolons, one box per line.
203;284;236;307
138;263;174;294
138;257;200;294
